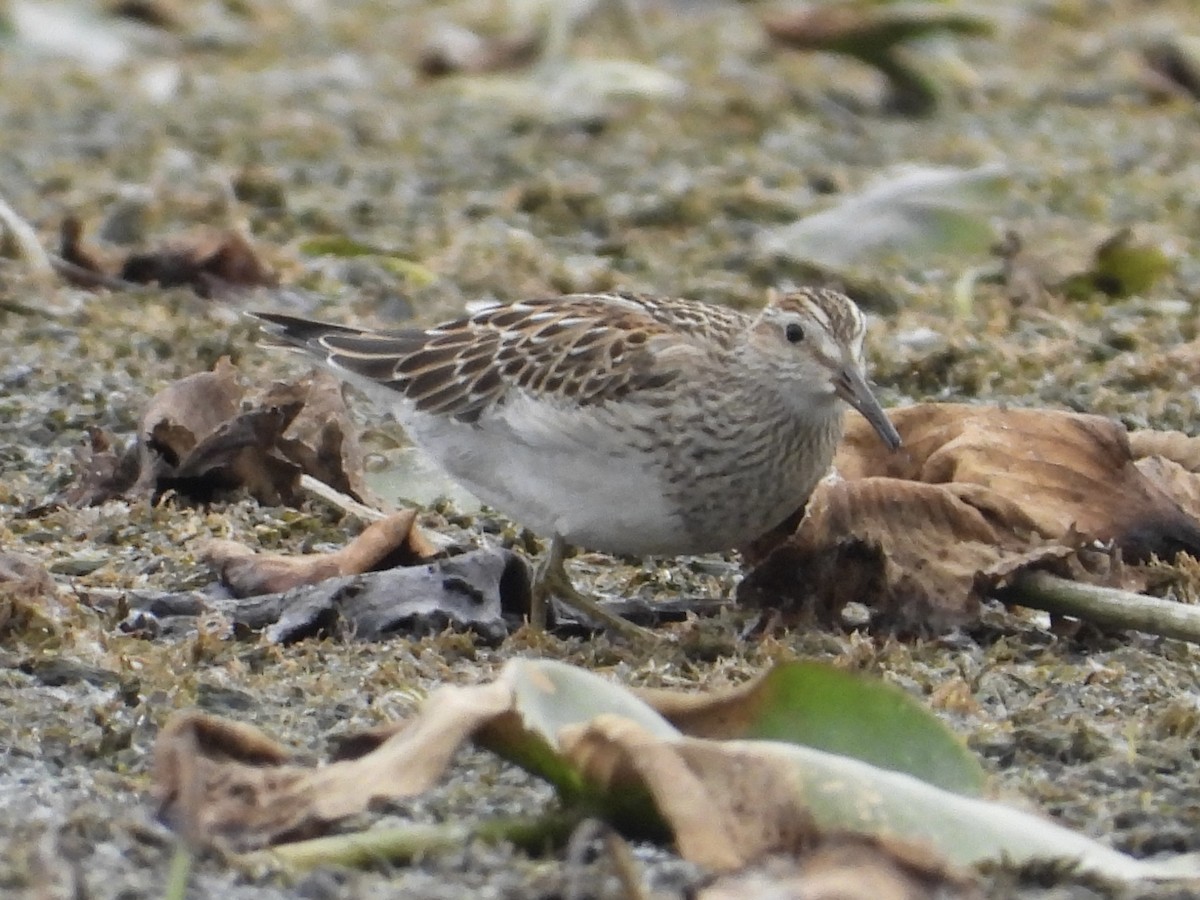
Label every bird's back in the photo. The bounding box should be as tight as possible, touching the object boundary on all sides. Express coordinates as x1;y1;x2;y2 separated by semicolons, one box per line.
253;292;751;425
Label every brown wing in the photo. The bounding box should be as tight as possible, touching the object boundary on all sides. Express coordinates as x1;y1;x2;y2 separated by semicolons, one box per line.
253;293;745;424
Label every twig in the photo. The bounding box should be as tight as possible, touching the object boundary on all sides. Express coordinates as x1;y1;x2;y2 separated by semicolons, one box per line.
0;296;68;318
263;823;471;870
604;829;648;900
1008;571;1200;644
566;819;647;900
299;474;386;522
163;842;194;900
249;812;582;870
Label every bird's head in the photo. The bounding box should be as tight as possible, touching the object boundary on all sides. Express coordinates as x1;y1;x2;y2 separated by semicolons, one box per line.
750;288;901;451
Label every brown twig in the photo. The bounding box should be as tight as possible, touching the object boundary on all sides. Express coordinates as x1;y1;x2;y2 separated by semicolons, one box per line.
1008;571;1200;644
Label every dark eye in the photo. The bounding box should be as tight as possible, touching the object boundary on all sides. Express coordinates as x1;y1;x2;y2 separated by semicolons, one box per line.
785;322;805;344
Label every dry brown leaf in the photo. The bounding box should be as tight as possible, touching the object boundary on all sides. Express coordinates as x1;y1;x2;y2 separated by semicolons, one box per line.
558;718;980;882
742;403;1200;631
63;426;141;506
176;406;304;504
636;679;768;742
560;715;818;871
1134;457;1200;529
0;552;60;638
741;479;1076;630
152;679;514;850
144;663;980;881
58;216;119;286
201;510;436;597
156;671;807;859
153;712;307;845
148;669;977;888
140;369;303;505
120;229;277;298
263;371;373;505
1129;428;1200;471
138;357;244;470
67;360;372;508
55;217;277;298
839;404;1200;560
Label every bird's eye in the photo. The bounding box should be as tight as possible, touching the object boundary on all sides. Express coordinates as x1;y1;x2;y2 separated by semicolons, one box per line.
785;322;805;344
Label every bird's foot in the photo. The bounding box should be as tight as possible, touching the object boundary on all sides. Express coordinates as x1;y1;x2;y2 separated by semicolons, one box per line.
530;544;655;643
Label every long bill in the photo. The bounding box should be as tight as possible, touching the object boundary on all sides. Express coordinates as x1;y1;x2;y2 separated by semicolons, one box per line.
833;365;902;451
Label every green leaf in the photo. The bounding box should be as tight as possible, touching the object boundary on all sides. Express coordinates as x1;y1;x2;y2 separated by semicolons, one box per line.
730;662;985;796
297;236;436;287
485;660;1200;882
1058;228;1173;301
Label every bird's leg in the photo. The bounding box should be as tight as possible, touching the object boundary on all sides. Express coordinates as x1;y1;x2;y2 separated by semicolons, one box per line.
530;534;655;642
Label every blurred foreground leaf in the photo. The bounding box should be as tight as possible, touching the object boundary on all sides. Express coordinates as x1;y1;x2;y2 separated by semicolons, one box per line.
640;661;986;796
155;659;1200;884
756;163;1006;274
5;0;132;70
455;59;686;126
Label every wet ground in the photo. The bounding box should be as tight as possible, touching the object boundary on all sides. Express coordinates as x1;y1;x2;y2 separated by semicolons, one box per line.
3;0;1200;897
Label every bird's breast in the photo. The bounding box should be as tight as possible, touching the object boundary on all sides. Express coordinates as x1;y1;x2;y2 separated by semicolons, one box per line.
385;384;844;557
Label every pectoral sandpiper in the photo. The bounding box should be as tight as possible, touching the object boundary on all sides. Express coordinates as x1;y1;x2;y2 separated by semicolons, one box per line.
253;288;901;640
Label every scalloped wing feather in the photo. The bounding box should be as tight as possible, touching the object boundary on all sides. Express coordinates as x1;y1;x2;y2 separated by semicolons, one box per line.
254;293;750;424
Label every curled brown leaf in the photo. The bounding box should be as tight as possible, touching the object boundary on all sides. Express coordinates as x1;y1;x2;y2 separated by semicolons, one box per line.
743;403;1200;631
152;679;514;851
54;217;277;298
66;360;370;508
201;510;436;597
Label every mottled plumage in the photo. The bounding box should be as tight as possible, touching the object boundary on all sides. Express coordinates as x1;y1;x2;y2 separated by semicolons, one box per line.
258;293;752;421
253;288;900;636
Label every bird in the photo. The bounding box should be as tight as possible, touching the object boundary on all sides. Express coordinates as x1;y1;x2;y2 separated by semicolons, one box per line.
251;288;901;640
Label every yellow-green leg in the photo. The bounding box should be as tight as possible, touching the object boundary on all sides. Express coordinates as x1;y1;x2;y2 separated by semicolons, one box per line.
530;535;655;642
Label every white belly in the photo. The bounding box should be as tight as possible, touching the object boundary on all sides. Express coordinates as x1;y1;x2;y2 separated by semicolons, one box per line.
357;380;840;557
394;392;687;555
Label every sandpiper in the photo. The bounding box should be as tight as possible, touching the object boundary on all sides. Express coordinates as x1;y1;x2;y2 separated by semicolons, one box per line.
253;288;901;639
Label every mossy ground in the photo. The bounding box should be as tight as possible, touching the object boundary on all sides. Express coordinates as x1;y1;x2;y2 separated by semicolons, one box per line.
3;1;1200;897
